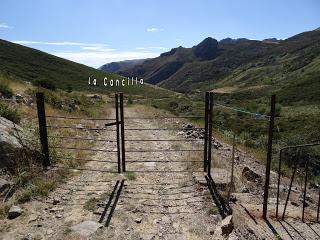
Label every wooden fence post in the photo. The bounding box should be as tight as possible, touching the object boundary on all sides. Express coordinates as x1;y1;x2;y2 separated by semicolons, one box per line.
36;92;50;168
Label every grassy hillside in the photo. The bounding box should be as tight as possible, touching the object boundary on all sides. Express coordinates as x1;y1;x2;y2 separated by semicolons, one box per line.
0;39;173;98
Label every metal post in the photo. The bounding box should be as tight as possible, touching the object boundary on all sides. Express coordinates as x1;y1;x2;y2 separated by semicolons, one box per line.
36;92;50;168
302;154;309;222
207;92;213;177
276;149;283;218
263;94;276;219
115;94;121;173
119;93;126;172
204;92;209;172
317;188;320;222
282;152;300;220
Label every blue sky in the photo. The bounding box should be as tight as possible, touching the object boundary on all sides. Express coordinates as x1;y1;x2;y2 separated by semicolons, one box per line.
0;0;319;67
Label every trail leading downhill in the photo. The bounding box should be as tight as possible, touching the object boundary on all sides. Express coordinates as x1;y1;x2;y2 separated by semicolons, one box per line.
1;106;221;240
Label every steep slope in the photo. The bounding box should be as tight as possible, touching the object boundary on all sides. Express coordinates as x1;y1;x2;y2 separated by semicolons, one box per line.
111;29;320;95
99;59;146;73
0;39;173;97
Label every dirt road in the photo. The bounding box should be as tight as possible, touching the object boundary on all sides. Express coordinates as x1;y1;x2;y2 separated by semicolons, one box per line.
1;106;221;240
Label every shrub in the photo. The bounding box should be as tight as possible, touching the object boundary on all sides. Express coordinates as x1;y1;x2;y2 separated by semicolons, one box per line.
0;79;14;98
0;102;21;123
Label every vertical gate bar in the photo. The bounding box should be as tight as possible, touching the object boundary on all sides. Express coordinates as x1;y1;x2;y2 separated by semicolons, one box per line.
276;149;283;218
204;92;209;172
302;154;309;222
115;94;121;173
119;93;126;172
207;92;213;177
36;92;50;168
317;188;320;222
282;151;300;220
263;94;276;219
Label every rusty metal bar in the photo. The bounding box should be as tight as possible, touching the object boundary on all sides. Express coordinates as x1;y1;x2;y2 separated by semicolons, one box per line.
36;92;50;168
302;154;309;222
115;94;121;173
207;92;213;177
120;93;126;172
282;151;300;220
204;92;209;172
263;94;276;220
105;179;125;227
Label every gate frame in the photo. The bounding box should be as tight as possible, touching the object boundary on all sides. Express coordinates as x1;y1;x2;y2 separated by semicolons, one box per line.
36;92;124;172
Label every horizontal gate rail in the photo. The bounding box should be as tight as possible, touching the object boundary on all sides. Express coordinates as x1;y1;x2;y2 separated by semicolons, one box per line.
51;146;118;152
125;149;203;152
55;156;118;163
126;160;202;163
125;139;203;142
51;166;119;173
124;116;203;119
47;124;118;130
124;127;204;131
46;115;116;121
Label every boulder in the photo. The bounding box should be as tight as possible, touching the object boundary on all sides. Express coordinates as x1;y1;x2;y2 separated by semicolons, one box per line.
8;205;23;219
0;117;25;169
70;220;103;237
242;166;261;182
0;178;11;194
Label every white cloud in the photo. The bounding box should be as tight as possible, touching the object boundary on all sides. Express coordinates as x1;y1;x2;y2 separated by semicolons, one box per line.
136;46;168;50
81;46;116;52
0;23;12;29
12;40;108;47
52;50;159;68
146;27;163;32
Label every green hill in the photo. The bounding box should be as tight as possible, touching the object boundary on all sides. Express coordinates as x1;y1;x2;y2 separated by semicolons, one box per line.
0;39;173;98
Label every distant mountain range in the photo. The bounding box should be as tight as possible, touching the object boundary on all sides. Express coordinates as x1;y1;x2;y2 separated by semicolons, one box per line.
99;59;146;73
99;29;320;104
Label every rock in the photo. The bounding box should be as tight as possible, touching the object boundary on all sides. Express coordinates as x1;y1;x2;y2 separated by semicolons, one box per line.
0;178;11;193
70;221;103;237
240;186;249;193
22;233;32;240
0;117;26;169
52;197;60;205
28;214;38;222
242;166;261;182
55;214;63;218
8;205;23;219
220;215;233;236
134;217;142;223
